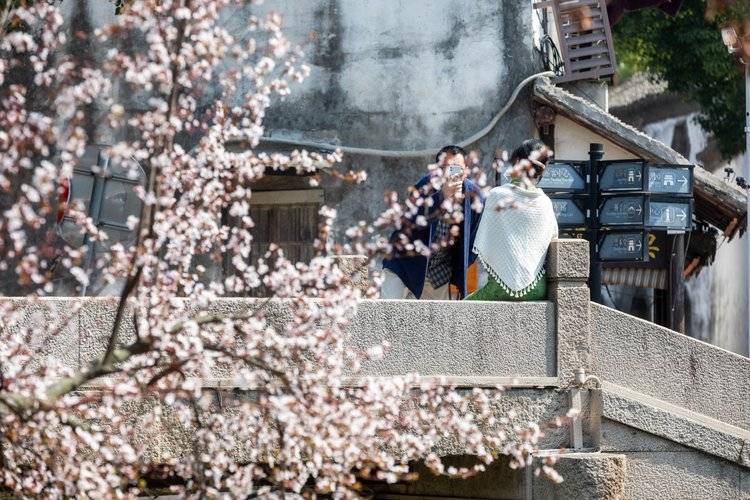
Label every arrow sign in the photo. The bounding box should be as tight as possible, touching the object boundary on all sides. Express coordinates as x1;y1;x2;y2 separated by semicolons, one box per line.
599;195;646;226
647;199;692;231
598;231;649;262
550;197;586;227
647;165;693;195
537;161;586;193
599;161;646;192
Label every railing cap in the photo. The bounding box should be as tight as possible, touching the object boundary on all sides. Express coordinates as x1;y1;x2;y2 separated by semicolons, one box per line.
547;238;590;282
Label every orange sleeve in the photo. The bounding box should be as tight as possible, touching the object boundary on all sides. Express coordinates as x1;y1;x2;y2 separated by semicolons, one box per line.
467;262;478;293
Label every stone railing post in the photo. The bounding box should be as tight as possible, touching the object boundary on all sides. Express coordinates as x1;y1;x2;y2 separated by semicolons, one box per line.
546;238;593;385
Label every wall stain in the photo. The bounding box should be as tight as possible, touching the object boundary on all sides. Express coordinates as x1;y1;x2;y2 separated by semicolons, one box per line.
436;16;467;61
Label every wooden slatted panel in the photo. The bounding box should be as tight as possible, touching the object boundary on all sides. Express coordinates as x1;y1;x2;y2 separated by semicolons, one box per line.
569;54;613;71
561;18;605;34
558;0;600;8
566;32;608;47
250;203;319;264
568;44;609;58
537;0;617;83
225;202;320;297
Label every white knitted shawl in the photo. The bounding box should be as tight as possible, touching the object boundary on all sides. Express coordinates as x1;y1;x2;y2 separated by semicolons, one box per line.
473;184;559;295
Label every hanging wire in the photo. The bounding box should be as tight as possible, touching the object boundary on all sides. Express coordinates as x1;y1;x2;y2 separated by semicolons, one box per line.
538;34;565;78
534;5;565;78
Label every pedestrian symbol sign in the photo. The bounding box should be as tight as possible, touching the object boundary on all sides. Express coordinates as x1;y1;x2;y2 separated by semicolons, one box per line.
598;162;693;195
598;232;648;262
599;161;645;191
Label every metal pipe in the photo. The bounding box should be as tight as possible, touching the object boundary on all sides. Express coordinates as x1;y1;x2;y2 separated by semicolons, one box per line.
746;63;750;357
588;143;604;303
255;71;557;158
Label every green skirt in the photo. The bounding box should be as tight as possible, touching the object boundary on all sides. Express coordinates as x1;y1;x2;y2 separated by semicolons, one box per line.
465;272;546;301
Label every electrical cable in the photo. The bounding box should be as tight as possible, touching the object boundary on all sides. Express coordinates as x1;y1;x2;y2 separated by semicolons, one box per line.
257;71;556;158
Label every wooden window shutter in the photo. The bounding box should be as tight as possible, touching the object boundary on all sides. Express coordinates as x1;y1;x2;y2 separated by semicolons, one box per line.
249;189;324;264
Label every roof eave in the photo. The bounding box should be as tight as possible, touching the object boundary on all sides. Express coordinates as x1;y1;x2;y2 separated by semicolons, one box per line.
533;77;747;238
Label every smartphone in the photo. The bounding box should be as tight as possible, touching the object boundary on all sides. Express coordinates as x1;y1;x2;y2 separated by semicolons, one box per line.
447;164;462;177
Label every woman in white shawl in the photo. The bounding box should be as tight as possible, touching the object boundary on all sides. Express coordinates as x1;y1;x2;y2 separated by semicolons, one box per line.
466;140;558;301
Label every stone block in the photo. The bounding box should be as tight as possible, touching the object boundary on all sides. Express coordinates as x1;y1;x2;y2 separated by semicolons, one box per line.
78;297;137;368
531;452;626;500
600;420;690;453
547;238;590;282
1;297;82;371
350;299;556;377
549;284;592;384
601;383;750;467
592;303;750;431
622;451;746;499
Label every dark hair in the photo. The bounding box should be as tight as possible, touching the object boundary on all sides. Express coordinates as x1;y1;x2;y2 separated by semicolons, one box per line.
435;145;467;163
509;139;552;179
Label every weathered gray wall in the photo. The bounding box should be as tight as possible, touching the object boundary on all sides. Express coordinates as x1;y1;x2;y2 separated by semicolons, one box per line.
52;1;540;294
245;0;539;231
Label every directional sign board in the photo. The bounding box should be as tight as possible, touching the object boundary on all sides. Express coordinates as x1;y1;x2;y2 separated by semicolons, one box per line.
599;195;645;226
598;231;649;262
599;161;645;192
537;161;586;193
647;199;692;231
648;165;693;195
550;197;586;227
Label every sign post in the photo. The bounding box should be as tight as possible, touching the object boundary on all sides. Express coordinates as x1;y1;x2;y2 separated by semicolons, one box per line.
539;144;694;317
588;144;604;304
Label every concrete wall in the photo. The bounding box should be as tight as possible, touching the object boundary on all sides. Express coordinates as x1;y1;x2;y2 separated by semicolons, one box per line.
2;297;556;380
554;115;638;161
256;0;540;233
67;0;539;233
352;300;555;378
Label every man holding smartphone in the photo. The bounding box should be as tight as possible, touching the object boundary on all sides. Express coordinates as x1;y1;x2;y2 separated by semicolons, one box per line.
380;145;485;299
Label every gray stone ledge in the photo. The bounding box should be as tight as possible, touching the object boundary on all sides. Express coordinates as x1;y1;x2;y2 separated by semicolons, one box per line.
592;302;750;431
196;375;560;389
601;382;750;468
1;297;557;379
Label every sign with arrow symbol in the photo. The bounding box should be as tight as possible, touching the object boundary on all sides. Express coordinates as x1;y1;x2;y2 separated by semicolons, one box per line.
647;200;692;231
599;161;645;191
647;165;693;195
599;195;645;226
598;231;649;262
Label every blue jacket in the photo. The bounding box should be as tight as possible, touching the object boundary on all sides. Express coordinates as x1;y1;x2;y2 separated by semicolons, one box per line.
383;174;484;298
